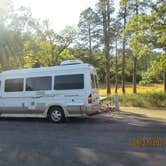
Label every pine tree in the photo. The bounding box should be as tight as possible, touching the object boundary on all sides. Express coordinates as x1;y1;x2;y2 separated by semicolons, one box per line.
97;0;114;95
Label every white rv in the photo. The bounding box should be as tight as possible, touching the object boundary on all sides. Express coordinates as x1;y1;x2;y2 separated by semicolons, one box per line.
0;60;100;123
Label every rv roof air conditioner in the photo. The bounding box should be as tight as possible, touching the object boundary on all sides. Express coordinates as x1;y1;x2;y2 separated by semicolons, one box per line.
60;60;83;66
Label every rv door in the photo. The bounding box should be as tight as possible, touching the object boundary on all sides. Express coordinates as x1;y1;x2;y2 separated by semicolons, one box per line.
90;74;99;104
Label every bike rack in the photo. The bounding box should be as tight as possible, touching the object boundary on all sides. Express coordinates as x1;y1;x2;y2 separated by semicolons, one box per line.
88;106;115;116
100;106;115;113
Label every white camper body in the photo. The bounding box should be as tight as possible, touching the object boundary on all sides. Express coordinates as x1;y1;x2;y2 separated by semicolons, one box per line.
0;60;100;122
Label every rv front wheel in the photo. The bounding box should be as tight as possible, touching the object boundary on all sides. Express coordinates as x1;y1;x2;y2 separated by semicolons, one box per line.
48;107;65;123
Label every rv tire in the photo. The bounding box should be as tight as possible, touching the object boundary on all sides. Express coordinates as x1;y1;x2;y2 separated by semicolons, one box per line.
48;107;65;123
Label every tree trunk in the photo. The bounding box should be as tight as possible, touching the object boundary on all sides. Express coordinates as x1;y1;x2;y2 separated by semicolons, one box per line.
88;24;92;58
102;0;111;95
104;30;111;95
133;0;139;94
122;38;126;94
164;69;166;93
115;39;118;93
122;2;127;94
133;56;137;93
106;59;111;94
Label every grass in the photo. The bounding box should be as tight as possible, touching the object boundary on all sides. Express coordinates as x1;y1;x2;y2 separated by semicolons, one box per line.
99;84;166;108
99;84;163;96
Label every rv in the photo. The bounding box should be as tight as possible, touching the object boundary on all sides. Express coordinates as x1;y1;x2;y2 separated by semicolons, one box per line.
0;60;100;123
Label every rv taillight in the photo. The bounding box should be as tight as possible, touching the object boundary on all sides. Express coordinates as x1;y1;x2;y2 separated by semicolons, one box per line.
88;94;92;104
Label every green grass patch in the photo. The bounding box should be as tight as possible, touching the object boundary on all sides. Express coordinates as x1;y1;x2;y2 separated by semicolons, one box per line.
104;92;166;108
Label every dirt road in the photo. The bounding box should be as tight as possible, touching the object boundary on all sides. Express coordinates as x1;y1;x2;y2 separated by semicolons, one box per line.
0;111;166;166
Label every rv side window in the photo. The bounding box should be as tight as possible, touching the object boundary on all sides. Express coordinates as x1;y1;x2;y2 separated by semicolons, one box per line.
54;74;84;90
91;74;96;89
5;78;24;92
26;76;52;91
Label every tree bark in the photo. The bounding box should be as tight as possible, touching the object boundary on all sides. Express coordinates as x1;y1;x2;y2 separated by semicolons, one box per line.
106;59;111;94
164;69;166;93
122;38;126;94
132;0;139;94
133;56;137;93
115;39;118;93
122;2;127;94
102;0;111;95
104;30;111;95
88;24;92;58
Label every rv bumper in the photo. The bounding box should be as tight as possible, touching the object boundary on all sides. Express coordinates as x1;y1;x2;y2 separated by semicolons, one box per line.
65;104;100;117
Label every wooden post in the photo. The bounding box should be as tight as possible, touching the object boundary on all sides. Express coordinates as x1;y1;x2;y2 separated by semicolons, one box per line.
114;93;120;111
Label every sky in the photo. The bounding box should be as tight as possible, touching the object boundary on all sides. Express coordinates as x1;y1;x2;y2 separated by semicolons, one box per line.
13;0;119;32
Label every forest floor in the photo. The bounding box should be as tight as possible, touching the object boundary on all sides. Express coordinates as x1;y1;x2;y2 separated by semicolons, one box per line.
120;107;166;122
99;84;166;119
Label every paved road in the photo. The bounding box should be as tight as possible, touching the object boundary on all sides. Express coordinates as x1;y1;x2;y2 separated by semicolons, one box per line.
0;111;166;166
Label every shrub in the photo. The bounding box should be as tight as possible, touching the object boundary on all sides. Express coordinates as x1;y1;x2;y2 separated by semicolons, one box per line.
105;92;166;108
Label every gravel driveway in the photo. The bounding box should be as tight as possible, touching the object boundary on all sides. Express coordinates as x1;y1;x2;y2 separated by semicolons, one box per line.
0;111;166;166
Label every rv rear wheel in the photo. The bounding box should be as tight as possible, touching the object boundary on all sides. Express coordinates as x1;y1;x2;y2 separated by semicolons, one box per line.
48;107;65;123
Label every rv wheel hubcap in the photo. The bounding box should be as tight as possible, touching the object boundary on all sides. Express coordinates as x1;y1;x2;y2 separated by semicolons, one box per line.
51;110;62;122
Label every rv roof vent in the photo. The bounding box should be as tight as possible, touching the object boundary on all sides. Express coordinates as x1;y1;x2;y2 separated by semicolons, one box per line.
60;60;83;66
